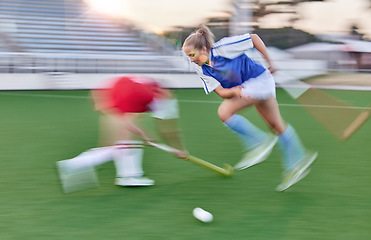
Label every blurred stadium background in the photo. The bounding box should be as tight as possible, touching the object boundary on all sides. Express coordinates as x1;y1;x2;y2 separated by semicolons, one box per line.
0;0;370;90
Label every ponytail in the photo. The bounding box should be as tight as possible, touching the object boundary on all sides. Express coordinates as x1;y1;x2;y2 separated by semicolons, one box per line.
183;24;215;51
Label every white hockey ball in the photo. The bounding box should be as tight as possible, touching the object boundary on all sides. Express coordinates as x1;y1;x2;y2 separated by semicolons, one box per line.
193;207;213;223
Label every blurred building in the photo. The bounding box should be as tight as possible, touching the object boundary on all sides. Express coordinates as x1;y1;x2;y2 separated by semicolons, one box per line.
229;0;254;36
288;35;371;72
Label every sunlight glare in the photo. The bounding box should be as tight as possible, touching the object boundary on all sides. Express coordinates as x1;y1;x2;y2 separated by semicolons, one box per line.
85;0;128;18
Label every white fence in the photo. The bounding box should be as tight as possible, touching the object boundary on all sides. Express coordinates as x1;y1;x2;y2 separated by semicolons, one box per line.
0;52;190;74
2;50;369;91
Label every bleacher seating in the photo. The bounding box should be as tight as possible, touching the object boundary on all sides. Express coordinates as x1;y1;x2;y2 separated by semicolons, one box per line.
0;0;186;73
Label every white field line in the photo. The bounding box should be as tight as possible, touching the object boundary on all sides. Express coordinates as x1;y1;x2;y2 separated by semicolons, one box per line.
178;100;371;110
0;91;370;110
0;92;88;99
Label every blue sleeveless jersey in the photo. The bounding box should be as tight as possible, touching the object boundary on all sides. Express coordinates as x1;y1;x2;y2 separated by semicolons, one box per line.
195;33;266;94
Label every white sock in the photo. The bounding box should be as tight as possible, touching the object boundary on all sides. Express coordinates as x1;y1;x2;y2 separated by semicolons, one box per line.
64;146;115;171
113;140;144;178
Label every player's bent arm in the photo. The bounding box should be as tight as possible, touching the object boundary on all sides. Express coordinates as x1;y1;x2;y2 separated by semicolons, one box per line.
150;97;189;158
123;114;153;142
214;85;242;99
250;34;276;73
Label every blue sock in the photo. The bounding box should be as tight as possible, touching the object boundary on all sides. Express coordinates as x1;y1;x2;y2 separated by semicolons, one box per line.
278;125;306;169
224;114;267;149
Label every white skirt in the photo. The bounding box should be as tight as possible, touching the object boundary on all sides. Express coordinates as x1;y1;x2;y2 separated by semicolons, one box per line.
240;70;276;100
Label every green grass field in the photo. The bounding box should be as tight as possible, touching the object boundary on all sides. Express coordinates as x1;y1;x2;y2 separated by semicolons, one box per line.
0;88;370;240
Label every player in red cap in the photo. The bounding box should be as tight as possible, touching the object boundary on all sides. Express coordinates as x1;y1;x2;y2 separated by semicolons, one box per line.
57;75;187;190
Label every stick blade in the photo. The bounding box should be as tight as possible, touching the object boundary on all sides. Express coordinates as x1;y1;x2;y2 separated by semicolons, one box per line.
186;155;233;177
341;107;370;141
222;163;234;177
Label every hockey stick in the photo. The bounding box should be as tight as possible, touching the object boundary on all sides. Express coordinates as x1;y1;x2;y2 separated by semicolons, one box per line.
147;141;234;177
274;71;370;141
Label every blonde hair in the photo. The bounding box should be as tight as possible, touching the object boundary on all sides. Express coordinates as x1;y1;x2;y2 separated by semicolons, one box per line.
183;25;215;51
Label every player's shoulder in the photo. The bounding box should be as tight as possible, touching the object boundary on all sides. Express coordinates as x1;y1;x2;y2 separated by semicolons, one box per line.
213;33;252;49
194;64;213;78
194;64;204;74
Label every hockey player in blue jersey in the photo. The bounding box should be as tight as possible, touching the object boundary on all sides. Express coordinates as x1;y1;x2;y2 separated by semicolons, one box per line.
182;25;317;191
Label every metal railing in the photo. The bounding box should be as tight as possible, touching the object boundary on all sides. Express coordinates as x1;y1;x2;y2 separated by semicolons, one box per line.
0;51;190;73
0;51;370;75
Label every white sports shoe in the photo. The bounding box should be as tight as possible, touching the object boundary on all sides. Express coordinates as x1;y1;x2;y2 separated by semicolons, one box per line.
276;151;318;192
56;160;99;193
115;176;155;187
234;135;278;170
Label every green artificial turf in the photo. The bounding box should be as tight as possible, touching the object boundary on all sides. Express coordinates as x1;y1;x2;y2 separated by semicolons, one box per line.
0;88;370;240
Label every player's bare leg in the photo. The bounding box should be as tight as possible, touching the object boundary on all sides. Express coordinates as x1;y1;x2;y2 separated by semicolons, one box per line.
255;97;317;191
217;97;277;170
254;96;286;134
